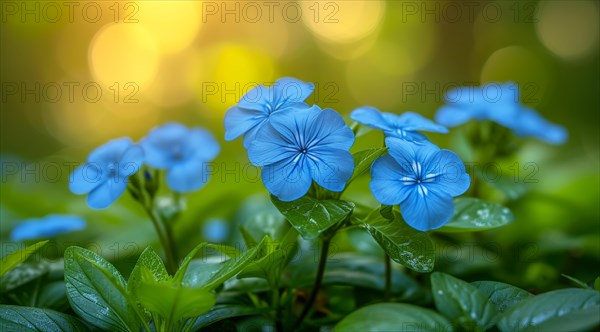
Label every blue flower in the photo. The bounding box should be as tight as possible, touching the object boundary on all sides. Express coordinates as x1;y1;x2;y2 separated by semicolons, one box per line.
70;138;143;209
509;107;568;144
370;138;470;231
140;123;219;193
11;214;86;241
435;82;521;127
224;77;314;148
203;218;229;242
248;106;355;201
351;106;447;141
435;82;567;144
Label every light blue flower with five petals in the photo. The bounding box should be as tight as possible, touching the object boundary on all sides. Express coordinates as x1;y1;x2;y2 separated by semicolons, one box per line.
351;106;448;141
140;123;219;193
11;214;86;241
224;77;314;148
248;106;355;202
370;137;470;231
69;138;143;209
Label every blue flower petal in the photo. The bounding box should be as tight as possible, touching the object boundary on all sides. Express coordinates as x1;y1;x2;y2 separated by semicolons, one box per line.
423;150;470;197
166;160;208;192
434;105;476;127
87;137;134;164
272;77;315;105
188;128;220;161
400;189;454;231
11;214;86;241
261;158;312;202
269;106;321;146
370;155;413;205
141;123;189;169
512;108;568;145
248;124;297;166
385;138;440;170
394;112;448;133
237;85;271;112
224;106;266;141
350;106;391;131
203;219;229;242
307;108;355;151
118;144;144;178
69;163;105;194
306;148;354;192
87;176;128;209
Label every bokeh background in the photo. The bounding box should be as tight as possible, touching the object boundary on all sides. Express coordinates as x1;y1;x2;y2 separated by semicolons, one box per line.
1;1;599;290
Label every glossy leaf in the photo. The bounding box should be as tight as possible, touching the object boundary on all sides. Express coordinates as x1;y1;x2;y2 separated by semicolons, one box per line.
472;281;533;313
335;303;453;331
136;280;215;320
361;210;434;273
347;147;388;185
0;240;48;277
271;195;354;240
437;198;514;232
190;304;269;330
64;246;145;331
0;305;89;331
127;246;170;300
431;272;497;330
497;288;600;332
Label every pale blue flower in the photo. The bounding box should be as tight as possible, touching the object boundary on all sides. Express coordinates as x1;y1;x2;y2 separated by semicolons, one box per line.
370;138;470;231
248;106;354;201
140;123;219;193
203;218;229;243
351;106;447;141
435;82;567;144
11;214;86;241
70;138;143;209
224;77;314;148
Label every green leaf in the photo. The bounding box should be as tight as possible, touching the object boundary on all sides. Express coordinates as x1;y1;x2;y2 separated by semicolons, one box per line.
497;288;600;332
471;281;533;313
127;247;170;301
0;305;89;331
360;210;434;273
595;277;600;291
562;274;593;289
190;304;269;330
347;147;388;185
136;280;215;321
64;246;145;332
437;198;514;232
0;261;48;292
271;195;354;240
173;242;209;284
480;173;528;200
0;240;48;277
526;305;600;332
238;228;298;283
335;303;453;331
431;272;497;330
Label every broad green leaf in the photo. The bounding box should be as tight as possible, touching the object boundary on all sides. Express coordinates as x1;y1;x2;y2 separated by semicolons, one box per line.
437;198;514;232
64;246;145;332
335;303;453;331
0;261;48;292
431;272;497;330
526;305;600;332
271;195;354;240
136;281;215;321
0;240;48;277
173;242;209;284
347;147;388;185
481;173;528;200
0;305;89;331
497;288;600;332
206;244;241;258
182;259;225;288
290;253;424;302
472;281;533;313
190;304;269;330
239;226;258;247
203;237;268;289
361;210;434;273
127;247;170;300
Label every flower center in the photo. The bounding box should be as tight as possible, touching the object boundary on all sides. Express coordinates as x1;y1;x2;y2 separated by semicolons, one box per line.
300;147;308;154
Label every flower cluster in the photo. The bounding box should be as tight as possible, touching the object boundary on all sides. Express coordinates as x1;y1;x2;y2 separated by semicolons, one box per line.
435;82;568;144
225;78;354;201
351;107;470;231
70;123;219;209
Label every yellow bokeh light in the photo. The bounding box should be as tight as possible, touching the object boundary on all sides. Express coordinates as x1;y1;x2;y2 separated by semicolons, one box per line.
480;46;549;105
302;1;385;44
536;1;599;60
187;43;276;116
89;23;159;90
135;1;203;56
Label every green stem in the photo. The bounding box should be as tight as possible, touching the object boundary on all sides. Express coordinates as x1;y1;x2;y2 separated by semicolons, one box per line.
384;253;392;301
273;285;283;332
146;206;178;274
293;236;332;330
